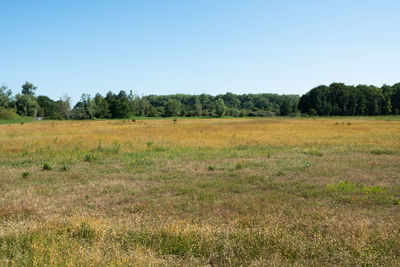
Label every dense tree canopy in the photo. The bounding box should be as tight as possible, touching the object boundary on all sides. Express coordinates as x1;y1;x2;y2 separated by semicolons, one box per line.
298;83;400;116
1;81;399;120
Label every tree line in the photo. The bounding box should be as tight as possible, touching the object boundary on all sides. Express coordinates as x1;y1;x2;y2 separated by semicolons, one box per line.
0;82;299;119
298;83;400;116
0;81;399;120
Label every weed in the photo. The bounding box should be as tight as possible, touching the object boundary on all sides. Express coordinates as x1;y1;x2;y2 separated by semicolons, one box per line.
97;140;103;151
235;162;244;170
22;172;30;178
362;185;387;194
208;165;216;171
60;162;69;172
42;163;52;171
304;146;323;157
327;180;360;193
84;153;96;162
111;140;121;154
71;222;96;243
370;149;395;155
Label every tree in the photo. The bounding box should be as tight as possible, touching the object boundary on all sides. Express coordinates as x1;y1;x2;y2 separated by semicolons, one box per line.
164;99;181;117
242;101;255;110
15;94;40;116
392;83;400;115
280;98;290;115
255;96;270;110
194;96;202;116
381;85;393;115
223;92;240;108
215;98;226;117
82;94;96;119
94;93;110;118
0;85;12;108
54;96;71;119
37;95;56;118
21;82;37;95
72;94;96;119
106;91;132;118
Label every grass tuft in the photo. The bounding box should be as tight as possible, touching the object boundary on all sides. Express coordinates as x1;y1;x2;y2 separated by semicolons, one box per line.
42;163;52;171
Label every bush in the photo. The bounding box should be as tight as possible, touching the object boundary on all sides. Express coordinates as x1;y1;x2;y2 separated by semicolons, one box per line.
84;154;96;162
42;163;52;171
309;108;318;116
247;110;275;117
226;108;241;117
0;108;21;120
370;149;395;155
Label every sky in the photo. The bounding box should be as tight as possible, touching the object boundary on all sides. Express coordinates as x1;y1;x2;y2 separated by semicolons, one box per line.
1;0;399;104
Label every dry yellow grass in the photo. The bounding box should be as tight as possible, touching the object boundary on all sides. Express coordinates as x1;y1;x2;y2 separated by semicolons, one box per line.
0;117;399;266
1;118;399;153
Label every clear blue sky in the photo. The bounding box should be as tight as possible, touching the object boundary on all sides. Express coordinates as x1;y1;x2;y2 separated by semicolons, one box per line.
1;0;399;104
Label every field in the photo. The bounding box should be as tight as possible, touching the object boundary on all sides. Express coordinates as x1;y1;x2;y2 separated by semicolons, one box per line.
0;117;400;266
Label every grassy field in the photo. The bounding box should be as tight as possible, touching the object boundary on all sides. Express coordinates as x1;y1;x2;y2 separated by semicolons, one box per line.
0;117;400;266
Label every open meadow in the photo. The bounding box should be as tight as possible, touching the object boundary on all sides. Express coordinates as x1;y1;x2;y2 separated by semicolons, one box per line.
0;117;400;266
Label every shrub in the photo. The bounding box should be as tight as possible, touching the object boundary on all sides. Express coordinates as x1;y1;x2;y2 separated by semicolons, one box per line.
42;163;52;171
226;108;241;117
208;166;216;171
309;108;318;116
84;154;96;162
0;108;21;120
370;149;395;155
